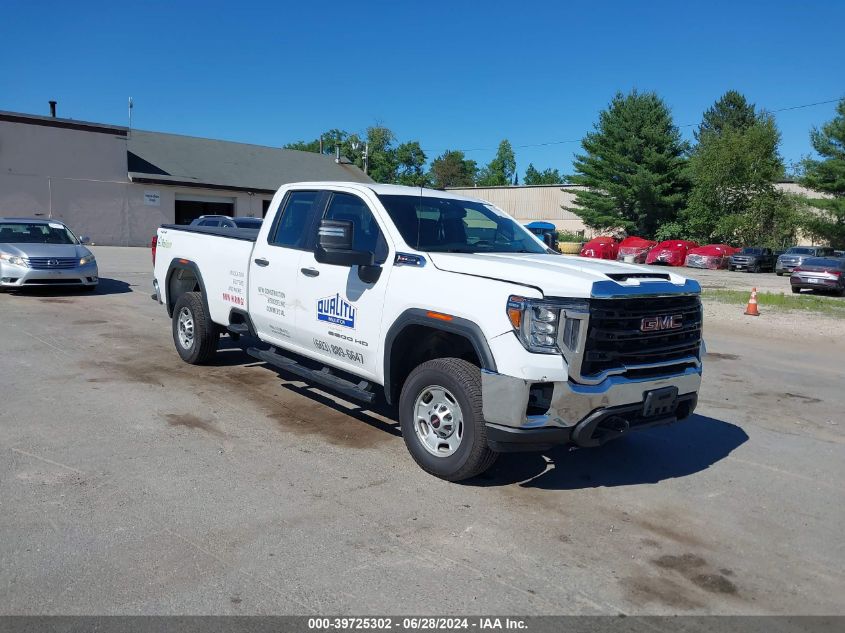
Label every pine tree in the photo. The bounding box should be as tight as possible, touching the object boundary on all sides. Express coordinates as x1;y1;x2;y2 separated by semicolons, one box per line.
800;99;845;248
695;90;758;141
477;140;516;186
568;90;689;236
524;163;563;185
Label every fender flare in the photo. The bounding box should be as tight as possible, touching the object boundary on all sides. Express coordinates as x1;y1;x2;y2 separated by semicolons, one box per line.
382;308;497;404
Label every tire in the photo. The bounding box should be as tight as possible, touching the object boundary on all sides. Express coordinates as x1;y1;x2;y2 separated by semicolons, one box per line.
791;286;800;294
752;264;760;273
399;358;498;482
172;292;218;364
776;272;782;276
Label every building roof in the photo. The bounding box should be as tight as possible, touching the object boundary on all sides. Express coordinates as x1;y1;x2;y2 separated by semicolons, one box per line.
126;129;371;193
0;110;372;193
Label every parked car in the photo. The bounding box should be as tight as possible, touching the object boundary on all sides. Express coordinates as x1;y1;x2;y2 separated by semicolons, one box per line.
190;215;263;229
790;257;845;295
729;247;775;273
685;244;738;269
617;236;656;263
0;218;98;291
776;246;835;275
524;221;559;251
152;182;703;481
645;240;699;266
580;236;619;259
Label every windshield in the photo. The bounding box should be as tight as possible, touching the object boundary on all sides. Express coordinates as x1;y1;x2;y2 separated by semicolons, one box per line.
740;247;763;255
376;194;548;254
233;218;262;229
0;221;78;244
786;247;815;255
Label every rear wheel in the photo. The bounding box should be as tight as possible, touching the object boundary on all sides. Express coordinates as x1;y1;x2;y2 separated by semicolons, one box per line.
399;358;498;482
172;292;218;364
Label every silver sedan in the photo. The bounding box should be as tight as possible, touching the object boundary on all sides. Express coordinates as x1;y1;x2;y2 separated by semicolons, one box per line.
0;218;98;291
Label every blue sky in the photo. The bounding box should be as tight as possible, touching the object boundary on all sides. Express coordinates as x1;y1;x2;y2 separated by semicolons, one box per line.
2;0;843;176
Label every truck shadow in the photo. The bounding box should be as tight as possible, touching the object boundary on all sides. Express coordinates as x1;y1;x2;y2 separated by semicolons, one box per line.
469;414;748;490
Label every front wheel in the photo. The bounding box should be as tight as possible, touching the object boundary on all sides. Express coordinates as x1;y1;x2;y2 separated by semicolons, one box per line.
791;286;800;294
172;292;218;364
399;358;498;481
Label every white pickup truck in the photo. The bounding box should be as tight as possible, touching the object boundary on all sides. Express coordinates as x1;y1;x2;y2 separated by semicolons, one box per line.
153;182;703;481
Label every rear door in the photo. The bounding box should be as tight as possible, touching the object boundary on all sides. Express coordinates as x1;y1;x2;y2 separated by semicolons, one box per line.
248;189;324;348
296;189;393;380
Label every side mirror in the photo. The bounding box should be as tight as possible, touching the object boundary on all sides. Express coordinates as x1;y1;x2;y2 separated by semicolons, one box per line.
79;235;91;245
315;219;374;267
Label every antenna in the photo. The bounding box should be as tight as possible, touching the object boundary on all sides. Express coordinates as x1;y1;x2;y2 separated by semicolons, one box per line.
128;97;134;135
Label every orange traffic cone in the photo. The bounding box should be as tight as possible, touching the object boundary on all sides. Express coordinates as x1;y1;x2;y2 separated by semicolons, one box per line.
744;287;760;316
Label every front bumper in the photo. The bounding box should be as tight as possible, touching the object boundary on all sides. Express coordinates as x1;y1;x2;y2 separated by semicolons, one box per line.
481;368;701;452
0;262;98;288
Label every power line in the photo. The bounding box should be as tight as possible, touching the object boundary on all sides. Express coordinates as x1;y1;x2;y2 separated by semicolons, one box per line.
424;96;843;155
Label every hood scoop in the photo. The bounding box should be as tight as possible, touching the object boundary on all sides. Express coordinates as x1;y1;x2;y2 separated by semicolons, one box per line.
605;272;670;282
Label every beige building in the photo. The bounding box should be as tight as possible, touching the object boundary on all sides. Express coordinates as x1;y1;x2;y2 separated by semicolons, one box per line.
446;184;590;236
448;182;822;238
0;110;371;246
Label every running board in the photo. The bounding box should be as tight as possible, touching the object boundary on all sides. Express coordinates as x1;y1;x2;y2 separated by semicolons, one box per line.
247;347;376;403
226;323;250;336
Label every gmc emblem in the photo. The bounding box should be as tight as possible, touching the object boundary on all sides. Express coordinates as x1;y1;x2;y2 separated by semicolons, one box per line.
641;314;683;332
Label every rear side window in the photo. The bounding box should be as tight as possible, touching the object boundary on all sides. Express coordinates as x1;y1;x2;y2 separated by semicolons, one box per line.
323;193;388;264
270;191;319;249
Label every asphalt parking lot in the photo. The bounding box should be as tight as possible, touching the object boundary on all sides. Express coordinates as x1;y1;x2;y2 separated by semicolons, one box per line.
1;247;843;615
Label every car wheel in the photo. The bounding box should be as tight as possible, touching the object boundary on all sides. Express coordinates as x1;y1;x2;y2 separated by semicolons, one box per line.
172;292;218;364
791;286;800;294
752;264;760;273
399;358;498;482
776;272;782;276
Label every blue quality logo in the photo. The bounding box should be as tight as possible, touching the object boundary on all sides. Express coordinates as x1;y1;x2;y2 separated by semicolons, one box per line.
317;293;356;329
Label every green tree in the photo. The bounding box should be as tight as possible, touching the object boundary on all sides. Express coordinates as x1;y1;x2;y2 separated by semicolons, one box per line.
568;90;689;236
695;90;758;141
429;150;478;188
682;93;797;246
395;141;429;186
800;98;845;248
524;163;563;185
363;125;398;183
477;140;516;186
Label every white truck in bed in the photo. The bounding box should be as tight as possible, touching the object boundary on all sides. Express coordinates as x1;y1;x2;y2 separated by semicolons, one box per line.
152;182;703;481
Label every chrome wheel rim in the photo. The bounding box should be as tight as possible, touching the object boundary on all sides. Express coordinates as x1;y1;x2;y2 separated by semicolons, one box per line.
177;307;195;350
413;385;464;457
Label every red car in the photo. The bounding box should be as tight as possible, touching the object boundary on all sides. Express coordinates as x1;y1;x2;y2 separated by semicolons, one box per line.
580;236;619;259
617;236;656;263
646;240;699;266
684;244;739;269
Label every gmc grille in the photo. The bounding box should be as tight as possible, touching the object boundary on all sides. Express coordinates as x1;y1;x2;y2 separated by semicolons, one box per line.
582;295;703;378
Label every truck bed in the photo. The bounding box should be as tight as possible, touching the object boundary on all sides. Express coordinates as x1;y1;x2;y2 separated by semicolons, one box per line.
155;224;256;324
159;224;259;242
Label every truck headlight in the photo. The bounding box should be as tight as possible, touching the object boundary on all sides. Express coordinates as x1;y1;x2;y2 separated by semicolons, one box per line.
0;252;28;267
507;295;587;355
79;254;96;265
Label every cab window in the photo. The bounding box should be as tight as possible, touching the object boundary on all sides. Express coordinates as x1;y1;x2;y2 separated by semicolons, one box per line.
269;191;319;249
323;193;388;264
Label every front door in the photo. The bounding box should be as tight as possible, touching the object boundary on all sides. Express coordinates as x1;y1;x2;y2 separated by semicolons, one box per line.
248;189;322;349
296;190;392;381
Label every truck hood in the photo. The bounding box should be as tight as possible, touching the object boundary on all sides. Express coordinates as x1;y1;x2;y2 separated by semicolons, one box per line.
428;252;696;298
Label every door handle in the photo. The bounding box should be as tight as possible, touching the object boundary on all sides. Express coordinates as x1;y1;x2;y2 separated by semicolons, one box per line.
254;258;269;267
300;267;320;277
